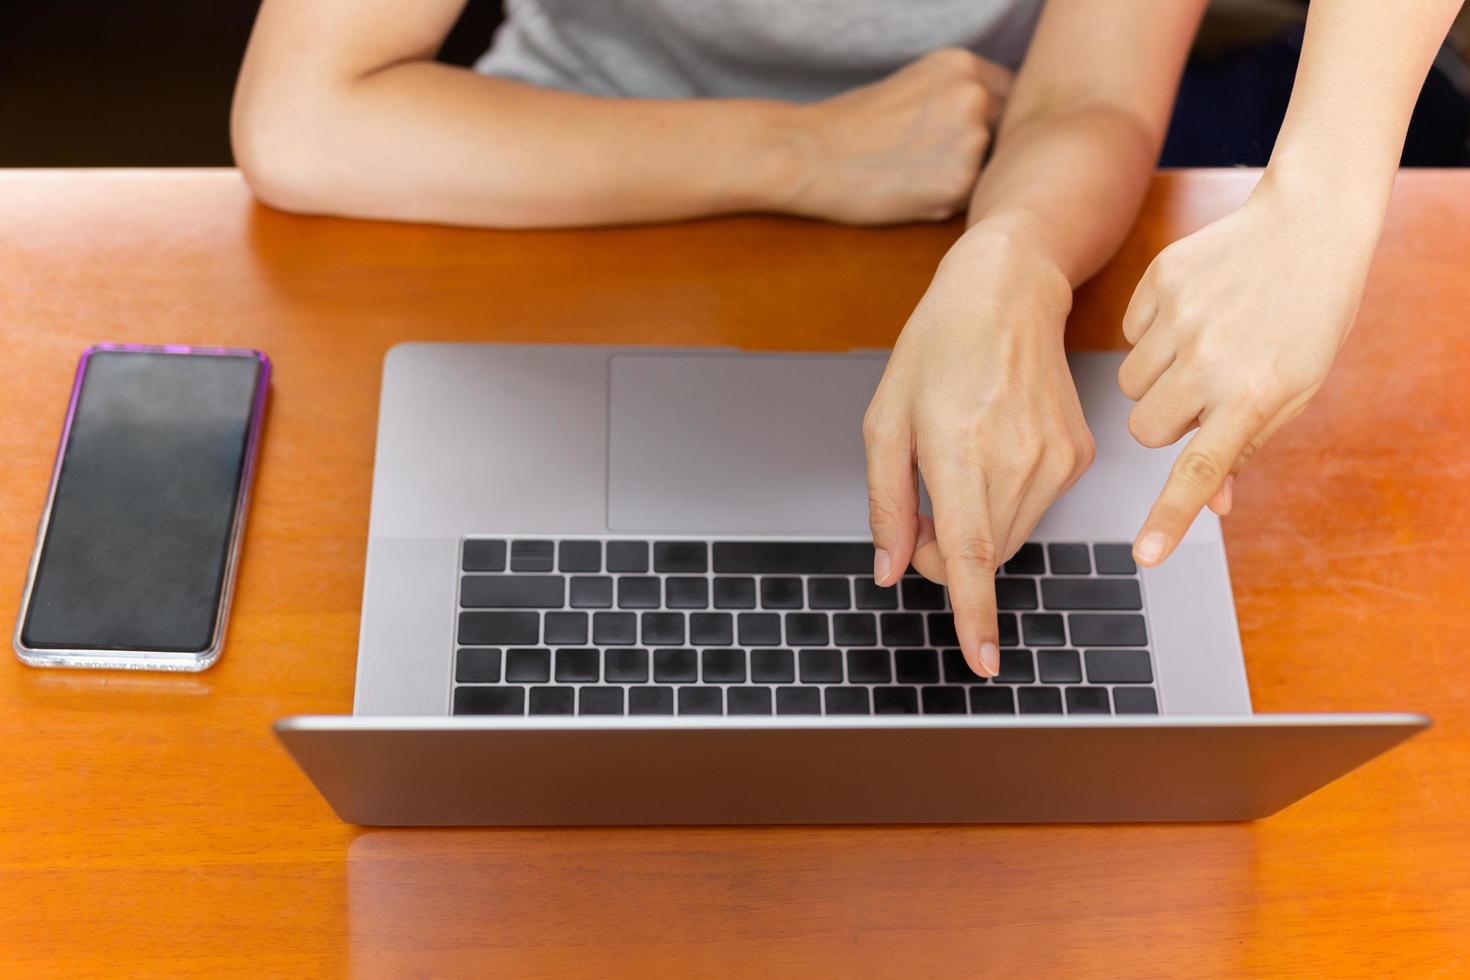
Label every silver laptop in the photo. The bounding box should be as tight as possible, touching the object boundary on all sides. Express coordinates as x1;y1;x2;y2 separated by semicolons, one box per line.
276;343;1427;824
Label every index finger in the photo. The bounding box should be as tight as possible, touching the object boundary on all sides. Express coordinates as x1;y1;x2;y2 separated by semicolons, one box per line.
923;454;1001;678
1134;410;1258;566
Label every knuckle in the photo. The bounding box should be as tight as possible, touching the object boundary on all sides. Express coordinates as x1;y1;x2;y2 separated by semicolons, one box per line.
866;487;901;531
1178;447;1227;488
1127;408;1167;448
861;406;903;445
1117;361;1144;401
935;47;981;74
950;534;997;571
1074;431;1097;472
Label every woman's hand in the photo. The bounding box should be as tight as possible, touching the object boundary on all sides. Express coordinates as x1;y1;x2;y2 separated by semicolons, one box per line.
787;48;1013;225
864;219;1093;676
1118;174;1379;566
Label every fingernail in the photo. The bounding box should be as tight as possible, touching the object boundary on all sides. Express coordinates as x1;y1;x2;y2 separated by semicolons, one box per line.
1135;531;1168;565
873;548;891;585
978;642;1000;678
1220;475;1235;513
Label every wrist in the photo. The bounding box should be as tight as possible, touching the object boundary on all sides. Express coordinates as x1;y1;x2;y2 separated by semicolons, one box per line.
946;212;1074;321
733;100;815;214
1257;149;1389;247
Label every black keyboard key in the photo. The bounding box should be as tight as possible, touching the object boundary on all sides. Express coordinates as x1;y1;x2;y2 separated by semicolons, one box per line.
604;648;649;682
462;539;506;572
1071;616;1148;647
1018;687;1063;714
825;687;871;715
629;686;674;715
941;649;985;683
995;577;1039;610
1022;613;1066;646
832;613;878;646
1003;543;1045;575
969;687;1016;714
593;612;638;646
654;541;707;573
785;613;830;647
1113;687;1160;714
653;648;698;683
578;687;625;715
666;576;709;609
606;540;649;573
900;578;946;610
558;540;602;573
1047;543;1090;575
1093;543;1138;576
455;648;501;683
1041;578;1142;611
554;648;599;683
922;686;967;714
760;576;804;609
874;687;919;714
510;540;555;572
1037;649;1083;684
529;686;575;715
713;577;757;609
738;613;782;646
459;611;539;646
727;687;773;715
505;648;551;683
997;613;1019;647
641;612;686;645
845;649;891;683
1084;649;1154;683
807;577;852;610
713;541;871;574
750;649;795;683
678;687;723;715
798;649;843;683
854;579;899;610
894;648;940;684
453;685;524;715
689;612;735;646
701;649;746;683
617;576;661;609
880;613;924;647
569;576;613;609
776;686;821;715
1066;687;1112;714
543;612;588;645
927;613;958;647
995;649;1035;684
460;574;564;609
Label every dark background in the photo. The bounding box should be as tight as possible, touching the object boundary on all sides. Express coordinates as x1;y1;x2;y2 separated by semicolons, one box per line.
2;0;1466;169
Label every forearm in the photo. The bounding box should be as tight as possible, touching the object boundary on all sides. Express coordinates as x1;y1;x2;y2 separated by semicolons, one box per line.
234;61;802;228
964;104;1158;286
956;0;1204;286
1263;0;1461;227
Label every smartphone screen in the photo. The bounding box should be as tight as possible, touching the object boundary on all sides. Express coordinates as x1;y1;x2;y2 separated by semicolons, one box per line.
20;348;266;654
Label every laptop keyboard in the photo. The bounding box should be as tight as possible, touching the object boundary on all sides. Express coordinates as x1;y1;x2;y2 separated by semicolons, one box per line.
452;538;1160;717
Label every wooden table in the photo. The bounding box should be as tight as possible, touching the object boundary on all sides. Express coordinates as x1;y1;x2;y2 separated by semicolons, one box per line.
1;170;1467;977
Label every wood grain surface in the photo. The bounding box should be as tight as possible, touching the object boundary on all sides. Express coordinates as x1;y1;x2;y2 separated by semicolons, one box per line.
0;170;1466;978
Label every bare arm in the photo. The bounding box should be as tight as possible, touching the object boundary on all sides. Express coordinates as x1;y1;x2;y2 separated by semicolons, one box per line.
233;0;798;226
233;0;1014;227
863;0;1206;676
1119;0;1463;569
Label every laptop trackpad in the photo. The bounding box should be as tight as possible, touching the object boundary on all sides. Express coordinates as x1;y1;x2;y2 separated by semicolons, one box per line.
607;352;886;534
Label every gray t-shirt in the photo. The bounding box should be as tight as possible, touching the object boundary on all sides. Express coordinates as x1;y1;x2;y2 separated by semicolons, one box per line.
476;0;1046;101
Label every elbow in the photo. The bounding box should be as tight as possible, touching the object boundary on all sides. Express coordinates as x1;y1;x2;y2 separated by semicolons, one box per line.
231;87;338;216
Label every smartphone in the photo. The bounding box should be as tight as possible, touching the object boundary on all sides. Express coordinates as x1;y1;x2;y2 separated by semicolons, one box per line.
14;345;270;671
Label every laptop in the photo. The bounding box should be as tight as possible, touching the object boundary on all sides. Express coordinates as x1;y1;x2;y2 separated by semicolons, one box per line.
275;343;1427;825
